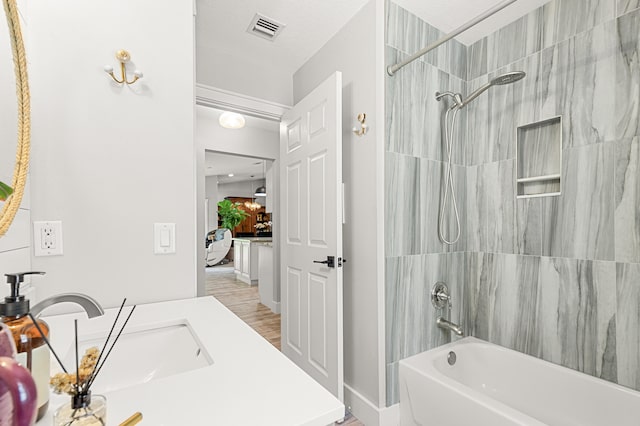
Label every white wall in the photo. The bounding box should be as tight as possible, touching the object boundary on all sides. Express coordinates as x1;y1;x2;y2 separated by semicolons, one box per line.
25;0;196;309
205;176;219;233
197;106;280;159
197;44;293;107
293;0;385;415
0;0;31;298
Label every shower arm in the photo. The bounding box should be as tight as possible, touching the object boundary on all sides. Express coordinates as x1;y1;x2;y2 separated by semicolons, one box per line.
387;0;518;76
458;82;492;108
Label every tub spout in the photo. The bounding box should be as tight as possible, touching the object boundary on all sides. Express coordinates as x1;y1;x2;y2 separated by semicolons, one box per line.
31;293;104;318
437;317;464;337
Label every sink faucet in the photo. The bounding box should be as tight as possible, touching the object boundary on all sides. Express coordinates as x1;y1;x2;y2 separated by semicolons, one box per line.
436;317;464;337
31;293;104;318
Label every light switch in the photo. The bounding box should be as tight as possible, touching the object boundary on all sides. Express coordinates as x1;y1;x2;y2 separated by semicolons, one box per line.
154;223;175;254
160;229;170;247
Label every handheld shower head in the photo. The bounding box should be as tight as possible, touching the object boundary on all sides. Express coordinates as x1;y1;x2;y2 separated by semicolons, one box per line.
457;71;526;109
490;71;526;85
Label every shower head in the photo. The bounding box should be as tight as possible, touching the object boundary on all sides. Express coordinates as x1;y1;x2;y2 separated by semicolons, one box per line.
490;71;526;85
458;71;526;109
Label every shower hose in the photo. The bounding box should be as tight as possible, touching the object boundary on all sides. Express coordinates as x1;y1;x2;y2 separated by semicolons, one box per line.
438;106;461;245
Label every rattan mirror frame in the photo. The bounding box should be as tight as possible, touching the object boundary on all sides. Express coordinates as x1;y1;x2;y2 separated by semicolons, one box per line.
0;0;30;237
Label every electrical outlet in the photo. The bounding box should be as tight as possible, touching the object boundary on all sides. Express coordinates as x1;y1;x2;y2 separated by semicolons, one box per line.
33;221;63;256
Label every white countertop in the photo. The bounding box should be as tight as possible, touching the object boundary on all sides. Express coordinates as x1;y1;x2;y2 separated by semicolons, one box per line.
232;237;273;243
39;297;343;425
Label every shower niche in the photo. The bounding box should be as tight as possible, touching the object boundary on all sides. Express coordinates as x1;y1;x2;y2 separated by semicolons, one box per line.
516;116;561;198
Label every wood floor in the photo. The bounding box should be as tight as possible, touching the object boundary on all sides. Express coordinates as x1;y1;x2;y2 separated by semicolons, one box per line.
205;264;281;349
205;264;364;425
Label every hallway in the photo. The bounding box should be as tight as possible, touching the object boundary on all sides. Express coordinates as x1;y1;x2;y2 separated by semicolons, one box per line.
205;263;281;349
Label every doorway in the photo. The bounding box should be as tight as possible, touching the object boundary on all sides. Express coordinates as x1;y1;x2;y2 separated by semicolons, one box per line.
200;107;282;350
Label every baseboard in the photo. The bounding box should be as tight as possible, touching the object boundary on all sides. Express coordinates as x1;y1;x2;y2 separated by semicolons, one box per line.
344;385;399;426
271;301;280;313
379;403;400;426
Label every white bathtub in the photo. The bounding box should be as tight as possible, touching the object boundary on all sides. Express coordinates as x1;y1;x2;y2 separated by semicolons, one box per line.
399;337;640;425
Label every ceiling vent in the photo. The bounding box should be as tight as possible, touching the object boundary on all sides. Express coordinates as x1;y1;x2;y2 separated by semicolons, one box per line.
247;13;286;41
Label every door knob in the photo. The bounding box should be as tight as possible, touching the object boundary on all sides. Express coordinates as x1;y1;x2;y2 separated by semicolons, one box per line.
313;256;335;268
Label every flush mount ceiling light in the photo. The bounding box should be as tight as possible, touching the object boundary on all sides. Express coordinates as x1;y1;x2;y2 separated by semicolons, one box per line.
219;112;246;129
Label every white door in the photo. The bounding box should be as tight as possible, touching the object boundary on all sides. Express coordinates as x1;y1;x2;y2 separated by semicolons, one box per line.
280;72;344;400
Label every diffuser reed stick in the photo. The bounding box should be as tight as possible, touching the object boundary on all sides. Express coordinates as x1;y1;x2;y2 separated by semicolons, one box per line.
85;304;136;391
74;319;79;395
81;298;127;392
28;312;68;373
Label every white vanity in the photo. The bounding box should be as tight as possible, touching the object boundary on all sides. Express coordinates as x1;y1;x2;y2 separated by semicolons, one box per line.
41;297;344;425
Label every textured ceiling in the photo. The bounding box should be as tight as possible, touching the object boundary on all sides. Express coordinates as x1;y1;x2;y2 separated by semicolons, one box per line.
196;0;370;74
205;151;267;181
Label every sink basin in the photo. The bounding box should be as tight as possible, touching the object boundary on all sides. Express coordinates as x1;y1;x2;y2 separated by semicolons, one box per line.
59;320;213;393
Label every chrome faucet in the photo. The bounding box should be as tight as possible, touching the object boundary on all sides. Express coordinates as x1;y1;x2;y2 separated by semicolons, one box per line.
31;293;104;318
431;282;464;337
436;317;464;337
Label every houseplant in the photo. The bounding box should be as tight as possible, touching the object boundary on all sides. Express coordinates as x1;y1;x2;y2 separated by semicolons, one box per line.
217;199;249;231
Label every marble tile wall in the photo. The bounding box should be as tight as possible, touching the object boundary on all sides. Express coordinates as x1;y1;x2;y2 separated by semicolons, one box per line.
618;0;640;16
386;0;640;406
385;252;465;404
464;0;640;398
386;2;467;80
385;1;467;404
465;253;618;381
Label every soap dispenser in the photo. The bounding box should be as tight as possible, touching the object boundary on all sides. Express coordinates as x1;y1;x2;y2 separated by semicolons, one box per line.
0;271;50;421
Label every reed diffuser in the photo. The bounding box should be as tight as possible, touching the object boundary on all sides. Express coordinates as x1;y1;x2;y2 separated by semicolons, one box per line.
34;299;136;426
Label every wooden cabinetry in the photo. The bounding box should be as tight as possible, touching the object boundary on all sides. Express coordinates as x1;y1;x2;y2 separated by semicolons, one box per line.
218;197;270;238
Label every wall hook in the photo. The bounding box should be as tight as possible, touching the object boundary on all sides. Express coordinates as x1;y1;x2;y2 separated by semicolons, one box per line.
104;50;143;85
352;113;368;136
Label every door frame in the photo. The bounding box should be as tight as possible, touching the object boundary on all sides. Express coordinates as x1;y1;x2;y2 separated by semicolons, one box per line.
195;83;289;307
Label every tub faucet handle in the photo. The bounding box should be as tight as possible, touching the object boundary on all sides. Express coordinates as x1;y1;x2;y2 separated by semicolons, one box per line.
431;282;451;309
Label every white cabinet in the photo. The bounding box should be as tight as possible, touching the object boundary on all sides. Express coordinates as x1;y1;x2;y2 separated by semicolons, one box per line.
233;239;259;285
233;242;242;275
241;241;250;276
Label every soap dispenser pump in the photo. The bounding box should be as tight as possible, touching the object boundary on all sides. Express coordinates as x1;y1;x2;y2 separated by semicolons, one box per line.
0;271;50;421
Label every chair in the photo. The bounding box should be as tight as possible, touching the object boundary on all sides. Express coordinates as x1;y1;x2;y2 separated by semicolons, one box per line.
205;229;232;266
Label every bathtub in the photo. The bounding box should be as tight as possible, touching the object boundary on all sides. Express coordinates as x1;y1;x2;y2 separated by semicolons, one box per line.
399;337;640;425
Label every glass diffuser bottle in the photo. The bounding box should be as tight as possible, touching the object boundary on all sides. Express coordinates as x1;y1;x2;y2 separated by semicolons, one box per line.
53;391;106;426
52;301;135;426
